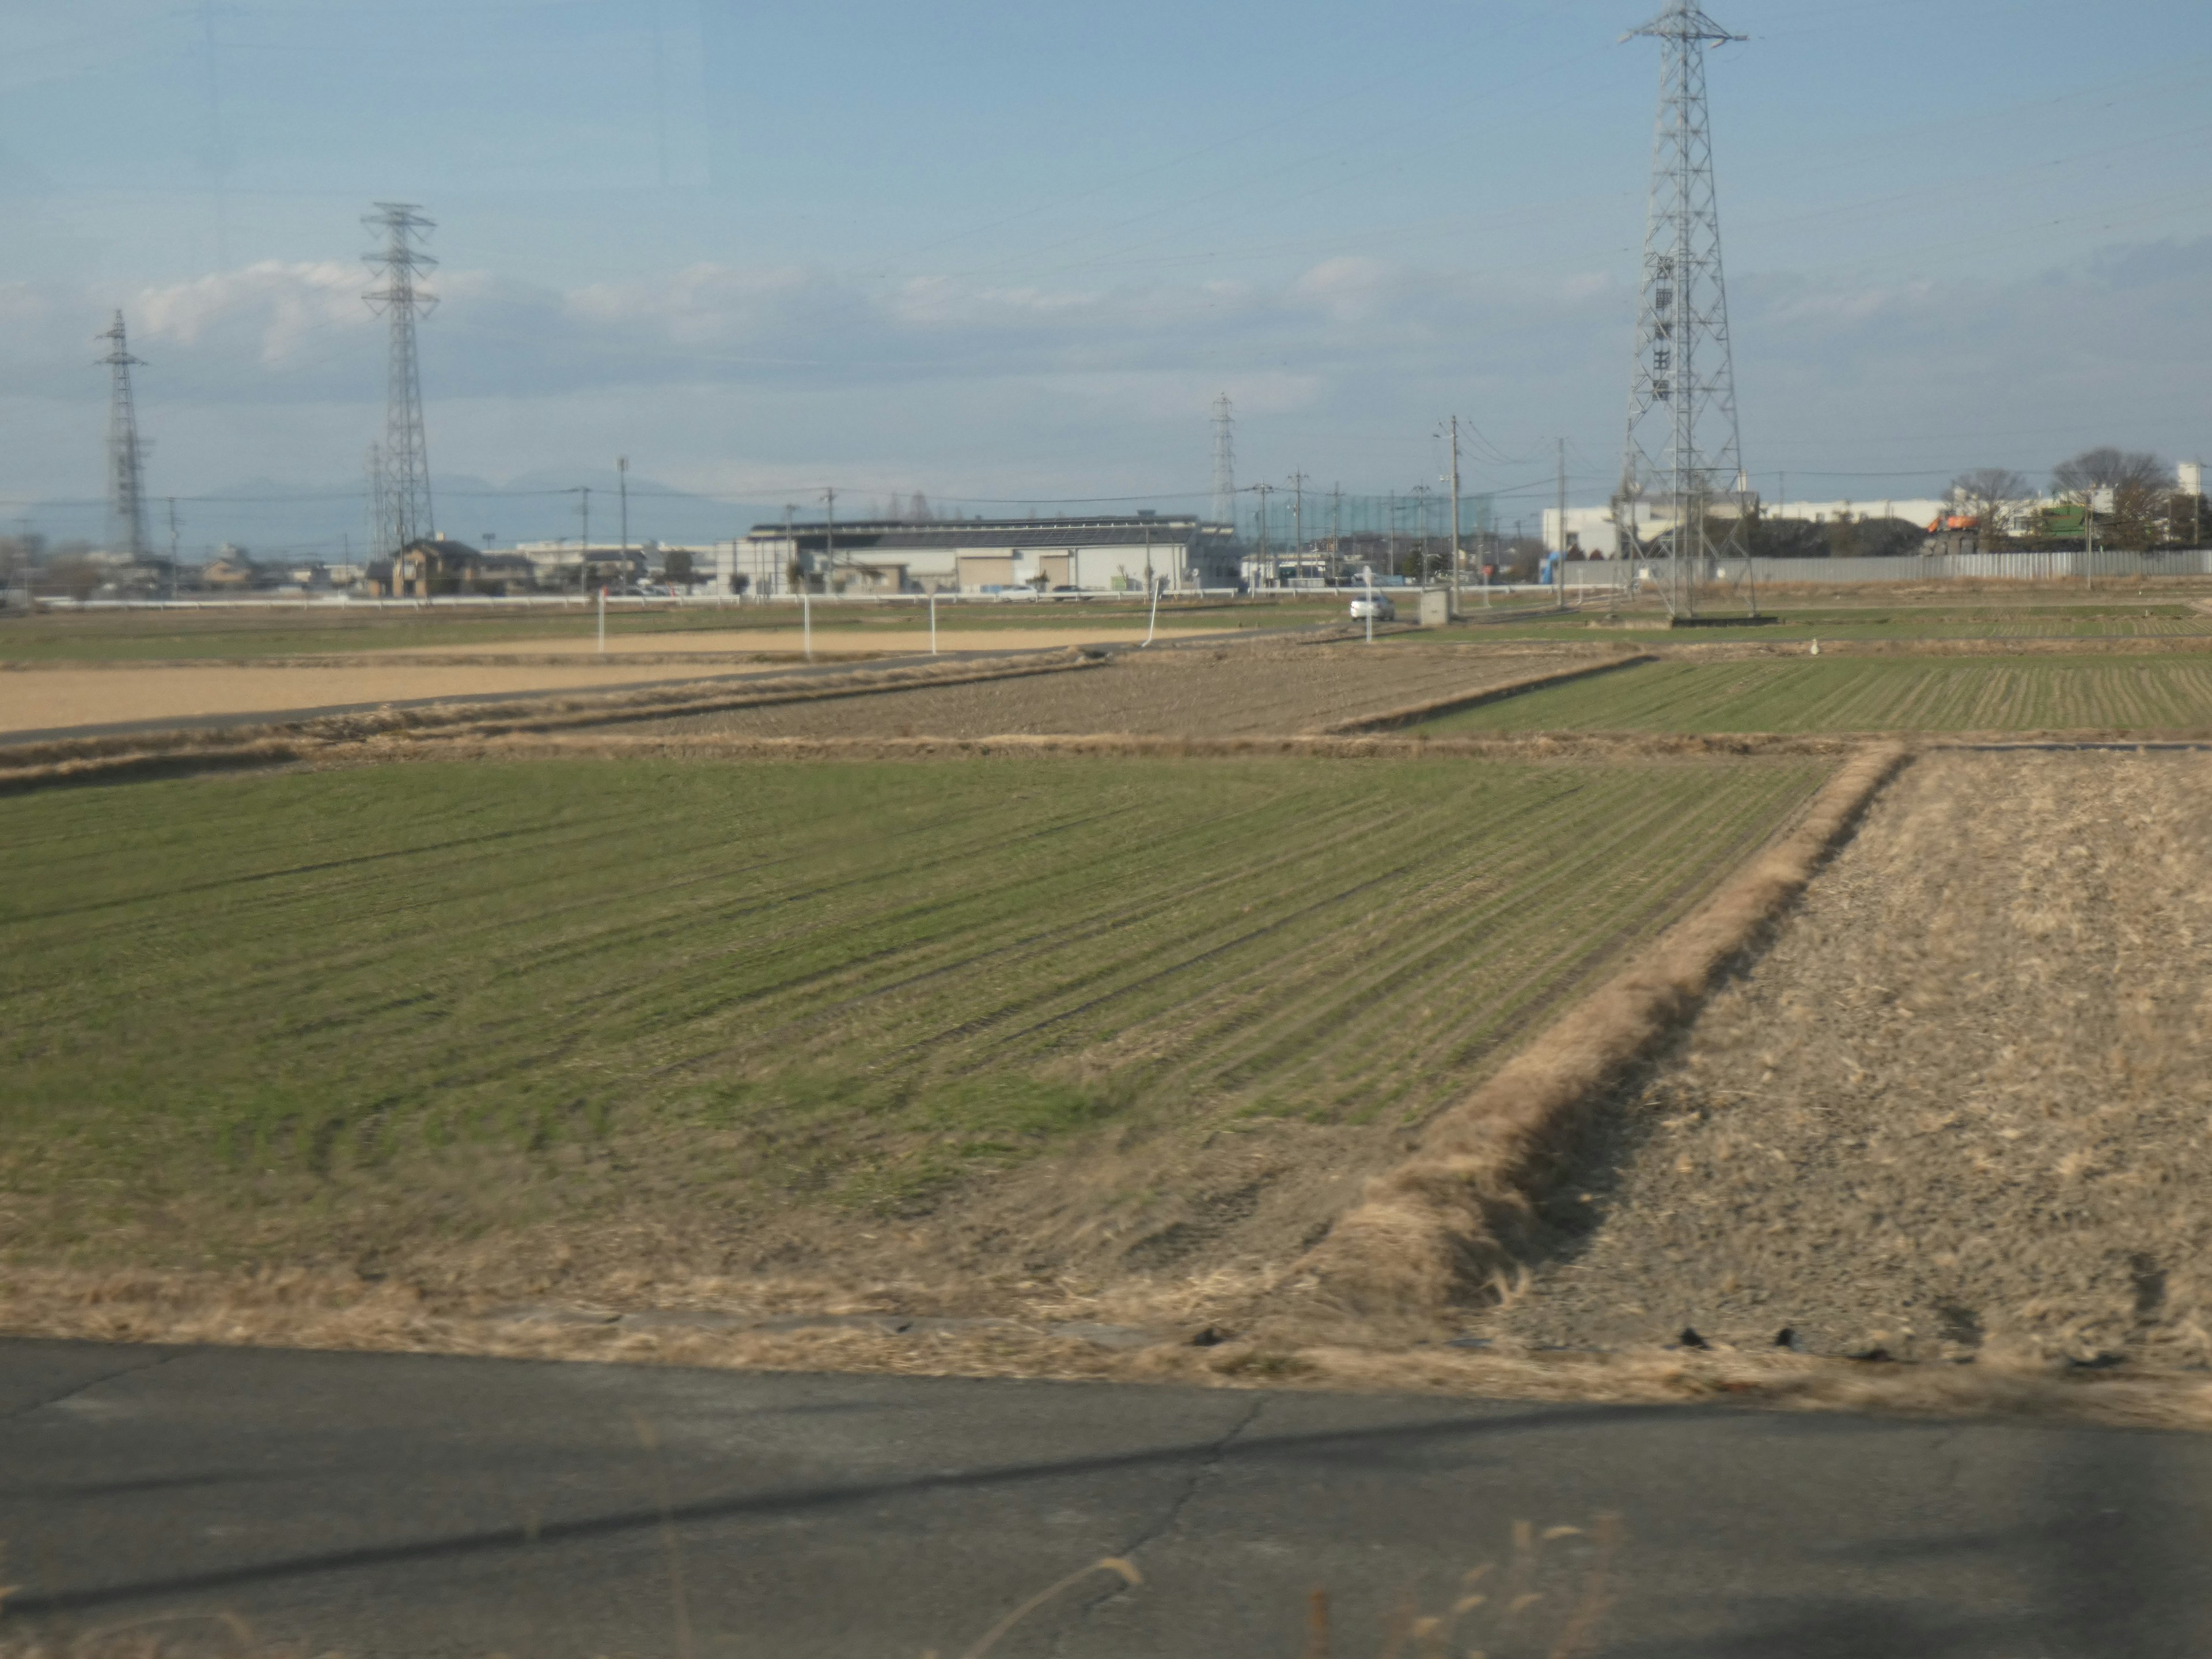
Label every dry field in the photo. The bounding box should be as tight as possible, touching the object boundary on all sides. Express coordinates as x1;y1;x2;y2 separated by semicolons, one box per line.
627;641;1593;738
397;625;1224;657
0;660;792;738
1481;749;2212;1370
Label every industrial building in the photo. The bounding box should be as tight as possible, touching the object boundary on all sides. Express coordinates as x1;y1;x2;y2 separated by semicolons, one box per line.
733;514;1238;595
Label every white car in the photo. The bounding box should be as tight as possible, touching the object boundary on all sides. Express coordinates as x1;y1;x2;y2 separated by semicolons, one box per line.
1349;594;1396;622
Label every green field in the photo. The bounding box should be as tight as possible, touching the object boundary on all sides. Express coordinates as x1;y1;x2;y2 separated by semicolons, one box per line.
1447;600;2212;645
0;596;1348;663
1422;656;2212;734
0;753;1828;1260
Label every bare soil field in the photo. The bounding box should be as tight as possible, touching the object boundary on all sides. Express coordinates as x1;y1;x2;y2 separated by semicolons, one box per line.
627;641;1592;738
1481;749;2212;1371
0;660;775;737
396;625;1225;657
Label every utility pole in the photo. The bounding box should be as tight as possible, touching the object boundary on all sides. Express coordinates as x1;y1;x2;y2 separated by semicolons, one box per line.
1445;417;1463;618
1287;471;1306;584
1556;437;1569;610
618;456;630;580
166;497;180;600
1252;483;1275;589
1330;484;1343;584
1388;490;1399;577
578;486;591;593
822;486;836;590
97;312;150;564
361;203;438;554
782;502;796;597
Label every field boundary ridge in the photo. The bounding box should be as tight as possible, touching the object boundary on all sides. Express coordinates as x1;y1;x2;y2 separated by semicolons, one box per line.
1275;743;1908;1335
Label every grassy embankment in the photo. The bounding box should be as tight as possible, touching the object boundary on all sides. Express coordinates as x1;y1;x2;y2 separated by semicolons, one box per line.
0;597;1349;664
1421;655;2212;734
0;753;1828;1269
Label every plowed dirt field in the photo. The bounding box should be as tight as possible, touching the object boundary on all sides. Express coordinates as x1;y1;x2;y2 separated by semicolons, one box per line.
626;642;1590;738
1483;749;2212;1370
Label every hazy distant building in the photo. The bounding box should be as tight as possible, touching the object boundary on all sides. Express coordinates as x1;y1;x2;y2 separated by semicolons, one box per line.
735;514;1238;595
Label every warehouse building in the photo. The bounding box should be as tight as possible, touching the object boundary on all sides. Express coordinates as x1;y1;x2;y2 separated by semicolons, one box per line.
733;514;1238;595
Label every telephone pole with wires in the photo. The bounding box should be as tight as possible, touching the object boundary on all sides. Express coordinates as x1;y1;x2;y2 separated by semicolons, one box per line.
1251;483;1275;588
1443;417;1463;618
821;486;836;589
1556;437;1569;609
1287;471;1307;582
1210;394;1236;529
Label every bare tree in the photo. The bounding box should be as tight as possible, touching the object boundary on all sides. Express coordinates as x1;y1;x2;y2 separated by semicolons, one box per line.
2052;448;2170;548
1948;468;2033;546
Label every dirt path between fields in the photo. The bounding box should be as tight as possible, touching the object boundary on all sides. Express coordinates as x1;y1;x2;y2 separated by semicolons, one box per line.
1480;749;2212;1370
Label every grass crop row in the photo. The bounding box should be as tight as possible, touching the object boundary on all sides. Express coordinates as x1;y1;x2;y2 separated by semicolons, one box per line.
1422;656;2212;734
0;753;1827;1253
1457;601;2212;645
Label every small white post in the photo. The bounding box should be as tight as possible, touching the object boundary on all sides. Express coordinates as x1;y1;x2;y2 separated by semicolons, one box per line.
929;589;938;654
802;588;813;661
1143;576;1160;647
597;585;605;654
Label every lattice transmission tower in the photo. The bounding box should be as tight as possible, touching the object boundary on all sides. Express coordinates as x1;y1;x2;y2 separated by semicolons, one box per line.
362;202;438;554
1618;0;1749;617
1210;393;1236;530
99;312;151;562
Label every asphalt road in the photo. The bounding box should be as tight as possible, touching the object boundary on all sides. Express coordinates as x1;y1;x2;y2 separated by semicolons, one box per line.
5;1339;2210;1657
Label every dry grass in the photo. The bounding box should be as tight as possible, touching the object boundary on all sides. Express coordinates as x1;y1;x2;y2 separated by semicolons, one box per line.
1276;744;1908;1335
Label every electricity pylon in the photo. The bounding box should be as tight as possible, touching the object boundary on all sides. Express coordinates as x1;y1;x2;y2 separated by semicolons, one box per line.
1618;0;1749;618
1210;393;1236;531
99;312;151;563
363;202;437;554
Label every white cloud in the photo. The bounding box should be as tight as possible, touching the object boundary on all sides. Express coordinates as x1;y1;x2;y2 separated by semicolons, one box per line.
134;260;367;363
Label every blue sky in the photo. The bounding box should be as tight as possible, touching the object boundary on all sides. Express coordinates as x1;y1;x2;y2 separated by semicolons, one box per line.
6;0;2212;550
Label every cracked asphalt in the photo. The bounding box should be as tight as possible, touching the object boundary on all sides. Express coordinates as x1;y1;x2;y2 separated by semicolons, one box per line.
7;1340;2212;1657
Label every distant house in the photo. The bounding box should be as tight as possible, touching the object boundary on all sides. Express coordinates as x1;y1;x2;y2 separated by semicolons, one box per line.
200;546;260;589
388;537;536;597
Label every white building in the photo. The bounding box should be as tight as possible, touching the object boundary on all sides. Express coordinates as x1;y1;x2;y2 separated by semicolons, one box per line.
734;514;1238;594
1543;498;1951;558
